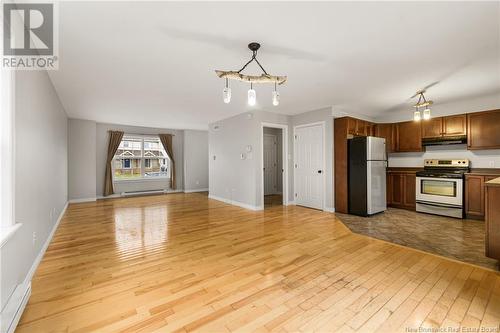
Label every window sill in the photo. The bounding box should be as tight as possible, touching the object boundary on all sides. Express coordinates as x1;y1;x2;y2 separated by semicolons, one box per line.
0;223;22;248
113;177;170;183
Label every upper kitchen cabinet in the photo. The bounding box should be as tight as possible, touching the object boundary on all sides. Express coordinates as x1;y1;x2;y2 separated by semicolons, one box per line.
396;121;423;152
468;109;500;150
443;114;467;137
421;114;467;139
375;123;395;153
421;117;443;138
347;117;357;135
346;118;375;136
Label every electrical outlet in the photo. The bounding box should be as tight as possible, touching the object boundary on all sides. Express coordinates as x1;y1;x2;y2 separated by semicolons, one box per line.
489;161;495;168
32;231;37;245
195;180;200;185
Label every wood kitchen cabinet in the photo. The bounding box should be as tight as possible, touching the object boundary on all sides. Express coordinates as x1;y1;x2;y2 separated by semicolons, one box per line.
346;117;375;136
443;114;467;137
485;178;500;261
421;117;443;138
375;123;395;153
396;121;423;152
334;117;350;213
465;174;500;220
403;173;416;209
465;175;485;219
387;171;416;211
347;117;357;136
468;109;500;149
421;114;467;139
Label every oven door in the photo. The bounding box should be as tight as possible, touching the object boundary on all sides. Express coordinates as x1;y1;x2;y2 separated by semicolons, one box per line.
416;176;463;207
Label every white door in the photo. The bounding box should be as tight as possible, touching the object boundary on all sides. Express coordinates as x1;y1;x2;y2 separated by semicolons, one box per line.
294;124;324;209
264;134;278;195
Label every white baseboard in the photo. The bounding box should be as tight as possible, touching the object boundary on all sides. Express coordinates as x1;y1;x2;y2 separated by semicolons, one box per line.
1;201;68;333
208;194;263;211
286;200;296;206
184;188;209;193
97;189;184;200
69;197;96;204
1;281;31;333
323;207;336;213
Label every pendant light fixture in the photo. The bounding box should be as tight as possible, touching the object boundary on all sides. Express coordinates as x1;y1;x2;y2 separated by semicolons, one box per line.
223;78;231;104
248;83;256;106
216;42;287;106
272;82;280;106
412;90;433;121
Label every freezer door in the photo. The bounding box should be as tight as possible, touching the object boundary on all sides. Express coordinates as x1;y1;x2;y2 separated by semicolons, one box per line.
367;160;387;214
367;136;386;161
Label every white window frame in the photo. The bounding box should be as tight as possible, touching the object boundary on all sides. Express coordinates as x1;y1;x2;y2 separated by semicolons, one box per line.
113;135;170;182
1;68;21;246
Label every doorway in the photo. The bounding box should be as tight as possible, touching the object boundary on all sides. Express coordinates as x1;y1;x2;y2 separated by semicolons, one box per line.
261;123;288;209
263;127;283;208
293;122;325;210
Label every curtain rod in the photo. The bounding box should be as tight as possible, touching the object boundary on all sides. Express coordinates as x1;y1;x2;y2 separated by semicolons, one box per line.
108;131;175;136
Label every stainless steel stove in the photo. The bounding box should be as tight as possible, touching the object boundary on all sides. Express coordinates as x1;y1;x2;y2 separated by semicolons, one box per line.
415;159;470;218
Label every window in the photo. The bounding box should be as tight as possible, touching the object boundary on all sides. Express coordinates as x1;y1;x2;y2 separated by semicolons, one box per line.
113;135;170;181
1;69;15;231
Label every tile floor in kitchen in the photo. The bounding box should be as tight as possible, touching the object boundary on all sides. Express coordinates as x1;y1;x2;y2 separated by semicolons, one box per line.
336;208;498;270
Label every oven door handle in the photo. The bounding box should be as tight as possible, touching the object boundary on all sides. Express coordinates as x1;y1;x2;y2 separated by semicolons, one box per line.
416;200;462;209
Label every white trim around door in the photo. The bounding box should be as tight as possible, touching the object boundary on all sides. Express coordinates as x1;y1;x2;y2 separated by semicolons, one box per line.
261;122;289;208
293;121;326;211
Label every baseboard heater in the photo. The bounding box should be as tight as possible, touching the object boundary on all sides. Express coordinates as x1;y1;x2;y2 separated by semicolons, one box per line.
121;189;168;197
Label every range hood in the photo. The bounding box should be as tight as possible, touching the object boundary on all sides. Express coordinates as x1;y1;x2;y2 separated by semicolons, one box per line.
422;135;467;146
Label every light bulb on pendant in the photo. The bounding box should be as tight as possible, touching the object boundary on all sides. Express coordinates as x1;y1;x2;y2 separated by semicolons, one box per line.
222;78;231;104
414;109;421;121
248;83;256;106
272;82;280;106
423;107;431;120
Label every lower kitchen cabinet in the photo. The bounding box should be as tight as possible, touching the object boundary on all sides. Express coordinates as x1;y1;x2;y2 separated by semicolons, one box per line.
387;171;416;211
485;178;500;261
465;174;500;220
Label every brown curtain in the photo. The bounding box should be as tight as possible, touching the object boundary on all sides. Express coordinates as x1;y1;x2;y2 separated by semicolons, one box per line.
104;131;124;196
159;134;176;189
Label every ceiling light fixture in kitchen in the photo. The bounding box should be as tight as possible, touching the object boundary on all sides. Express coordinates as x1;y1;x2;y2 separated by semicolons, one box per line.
215;42;287;106
413;90;433;121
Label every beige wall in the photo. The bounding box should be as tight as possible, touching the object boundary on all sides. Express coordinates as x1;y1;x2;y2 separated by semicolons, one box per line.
68;119;96;201
183;130;209;191
1;70;68;326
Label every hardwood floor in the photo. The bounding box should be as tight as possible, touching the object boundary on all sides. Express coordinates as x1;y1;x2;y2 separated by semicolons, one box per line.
264;194;283;208
17;193;500;332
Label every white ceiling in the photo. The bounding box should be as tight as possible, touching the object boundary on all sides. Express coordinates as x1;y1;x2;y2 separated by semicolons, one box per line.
49;1;500;130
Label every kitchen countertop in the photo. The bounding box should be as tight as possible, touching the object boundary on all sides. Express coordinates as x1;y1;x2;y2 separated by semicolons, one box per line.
387;167;422;173
485;177;500;187
387;167;500;175
466;168;500;176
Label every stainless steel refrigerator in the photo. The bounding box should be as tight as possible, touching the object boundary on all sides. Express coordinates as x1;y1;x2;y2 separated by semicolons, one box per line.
348;136;387;216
